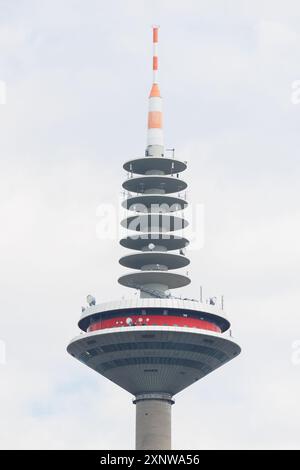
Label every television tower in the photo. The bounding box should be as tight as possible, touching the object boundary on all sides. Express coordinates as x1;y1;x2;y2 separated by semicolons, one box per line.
67;27;241;450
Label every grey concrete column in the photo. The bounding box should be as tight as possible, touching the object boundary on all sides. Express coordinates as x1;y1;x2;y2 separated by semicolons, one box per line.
133;393;174;450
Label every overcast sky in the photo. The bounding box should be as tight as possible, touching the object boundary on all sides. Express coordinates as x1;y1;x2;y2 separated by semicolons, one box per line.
0;0;300;449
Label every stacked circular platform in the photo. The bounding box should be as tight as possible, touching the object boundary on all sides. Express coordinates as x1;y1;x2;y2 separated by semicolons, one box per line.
119;157;190;297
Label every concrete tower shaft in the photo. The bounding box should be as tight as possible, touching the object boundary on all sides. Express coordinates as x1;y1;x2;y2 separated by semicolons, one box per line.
134;394;173;450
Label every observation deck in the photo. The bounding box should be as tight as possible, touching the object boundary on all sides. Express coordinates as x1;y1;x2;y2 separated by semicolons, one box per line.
67;298;240;397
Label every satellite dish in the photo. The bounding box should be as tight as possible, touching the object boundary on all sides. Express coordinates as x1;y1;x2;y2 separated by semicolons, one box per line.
148;243;155;251
87;294;96;306
126;317;133;326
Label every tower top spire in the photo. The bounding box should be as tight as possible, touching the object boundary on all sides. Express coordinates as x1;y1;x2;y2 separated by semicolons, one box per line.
149;26;160;97
146;26;164;157
152;25;159;84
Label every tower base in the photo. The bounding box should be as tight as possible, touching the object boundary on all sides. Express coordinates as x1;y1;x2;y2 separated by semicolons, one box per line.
133;393;174;450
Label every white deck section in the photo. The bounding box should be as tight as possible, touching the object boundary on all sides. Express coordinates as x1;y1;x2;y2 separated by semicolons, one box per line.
119;252;190;270
120;234;189;251
121;213;188;232
122;194;187;212
123;157;187;175
78;297;231;332
79;297;229;321
122;175;187;194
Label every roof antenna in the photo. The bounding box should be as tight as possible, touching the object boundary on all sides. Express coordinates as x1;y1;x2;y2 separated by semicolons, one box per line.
146;26;164;158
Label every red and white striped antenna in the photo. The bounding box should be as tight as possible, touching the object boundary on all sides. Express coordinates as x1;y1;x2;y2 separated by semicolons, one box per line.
146;25;164;157
152;25;159;84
